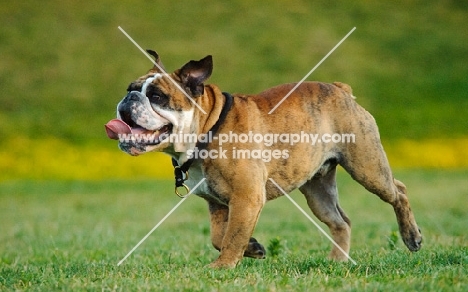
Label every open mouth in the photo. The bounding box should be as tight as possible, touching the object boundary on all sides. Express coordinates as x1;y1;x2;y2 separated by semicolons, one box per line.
105;118;173;146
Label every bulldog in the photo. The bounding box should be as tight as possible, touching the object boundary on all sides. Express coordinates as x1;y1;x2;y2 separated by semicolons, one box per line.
106;51;422;268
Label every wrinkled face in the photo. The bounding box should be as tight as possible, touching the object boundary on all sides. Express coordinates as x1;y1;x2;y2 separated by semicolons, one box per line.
106;73;195;156
105;53;213;156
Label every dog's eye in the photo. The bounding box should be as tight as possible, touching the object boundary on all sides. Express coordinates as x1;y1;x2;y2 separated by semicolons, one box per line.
146;86;169;107
149;93;165;105
151;94;161;101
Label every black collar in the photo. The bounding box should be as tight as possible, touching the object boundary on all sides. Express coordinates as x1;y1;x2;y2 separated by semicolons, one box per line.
171;92;233;195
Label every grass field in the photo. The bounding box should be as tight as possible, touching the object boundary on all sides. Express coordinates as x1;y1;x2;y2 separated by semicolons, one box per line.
1;1;467;290
1;170;466;291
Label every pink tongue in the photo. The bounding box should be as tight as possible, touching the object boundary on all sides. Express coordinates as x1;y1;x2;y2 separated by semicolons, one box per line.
105;119;132;140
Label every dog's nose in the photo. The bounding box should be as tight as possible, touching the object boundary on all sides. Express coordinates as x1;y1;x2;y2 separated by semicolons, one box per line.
118;92;140;112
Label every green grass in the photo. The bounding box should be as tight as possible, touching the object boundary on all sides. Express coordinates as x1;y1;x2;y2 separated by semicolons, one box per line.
1;170;467;291
1;2;467;288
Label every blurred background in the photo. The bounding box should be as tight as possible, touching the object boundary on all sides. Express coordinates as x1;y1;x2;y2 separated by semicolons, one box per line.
1;0;467;181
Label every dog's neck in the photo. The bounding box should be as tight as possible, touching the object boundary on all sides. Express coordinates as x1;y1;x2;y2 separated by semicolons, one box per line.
170;86;233;194
194;84;229;136
170;84;232;164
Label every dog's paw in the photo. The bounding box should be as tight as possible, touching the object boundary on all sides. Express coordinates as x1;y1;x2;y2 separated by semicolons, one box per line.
207;259;237;269
412;228;423;251
402;227;422;252
244;237;266;259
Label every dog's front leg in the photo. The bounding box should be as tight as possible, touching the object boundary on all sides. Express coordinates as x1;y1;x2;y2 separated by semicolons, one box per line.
208;200;266;260
208;201;228;252
208;193;265;268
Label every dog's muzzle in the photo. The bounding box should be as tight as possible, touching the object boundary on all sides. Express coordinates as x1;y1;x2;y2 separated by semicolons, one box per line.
105;92;173;155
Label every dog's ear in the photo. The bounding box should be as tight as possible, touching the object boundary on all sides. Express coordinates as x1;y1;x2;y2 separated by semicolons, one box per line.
146;49;166;73
178;55;213;96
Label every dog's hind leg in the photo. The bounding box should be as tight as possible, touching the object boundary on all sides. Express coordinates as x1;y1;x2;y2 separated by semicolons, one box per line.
339;131;422;252
299;164;352;261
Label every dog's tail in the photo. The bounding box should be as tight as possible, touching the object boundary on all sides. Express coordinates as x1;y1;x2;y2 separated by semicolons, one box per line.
333;82;356;99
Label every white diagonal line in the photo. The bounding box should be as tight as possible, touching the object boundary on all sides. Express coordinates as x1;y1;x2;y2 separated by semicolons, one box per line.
268;27;356;114
117;178;206;266
118;26;207;115
268;178;357;265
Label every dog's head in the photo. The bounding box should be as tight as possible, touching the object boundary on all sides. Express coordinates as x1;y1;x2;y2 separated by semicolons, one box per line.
105;50;212;156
